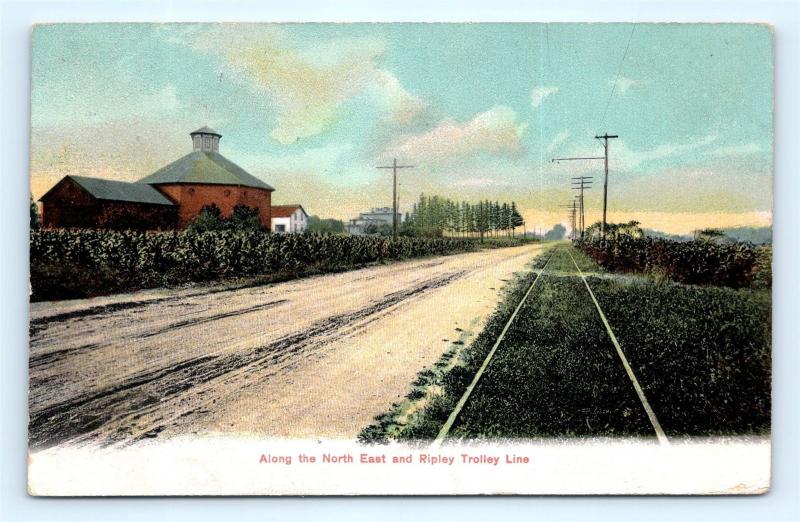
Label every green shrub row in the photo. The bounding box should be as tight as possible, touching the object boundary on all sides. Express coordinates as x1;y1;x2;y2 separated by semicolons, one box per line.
576;236;771;288
30;229;480;301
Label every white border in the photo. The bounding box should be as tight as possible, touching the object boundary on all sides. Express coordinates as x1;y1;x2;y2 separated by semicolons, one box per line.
2;0;798;520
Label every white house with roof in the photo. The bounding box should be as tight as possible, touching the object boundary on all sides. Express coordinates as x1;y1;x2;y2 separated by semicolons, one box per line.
346;207;402;235
271;205;309;233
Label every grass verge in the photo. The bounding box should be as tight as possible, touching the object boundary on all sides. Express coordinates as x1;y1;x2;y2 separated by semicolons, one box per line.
360;244;771;442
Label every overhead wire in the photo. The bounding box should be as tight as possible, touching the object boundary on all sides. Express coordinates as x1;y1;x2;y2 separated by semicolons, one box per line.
599;24;636;132
539;25;546;232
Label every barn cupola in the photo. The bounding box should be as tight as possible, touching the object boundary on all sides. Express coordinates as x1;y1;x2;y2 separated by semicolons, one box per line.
190;126;222;153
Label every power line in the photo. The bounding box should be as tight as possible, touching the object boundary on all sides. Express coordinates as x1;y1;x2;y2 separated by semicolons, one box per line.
545;24;552;71
599;24;636;131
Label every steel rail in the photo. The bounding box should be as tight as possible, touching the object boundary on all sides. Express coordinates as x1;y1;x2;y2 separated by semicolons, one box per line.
431;247;558;447
566;248;670;446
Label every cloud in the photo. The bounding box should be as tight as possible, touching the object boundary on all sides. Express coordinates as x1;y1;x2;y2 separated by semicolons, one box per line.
381;106;527;164
374;70;427;125
228;142;354;180
613;77;638;94
546;131;570;153
615;135;719;169
30;118;192;198
147;84;182;112
531;86;559;108
614;162;771;213
454;177;511;188
176;26;425;144
710;143;764;157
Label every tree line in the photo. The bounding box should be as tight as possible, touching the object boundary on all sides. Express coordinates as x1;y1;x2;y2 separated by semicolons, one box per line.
405;194;525;238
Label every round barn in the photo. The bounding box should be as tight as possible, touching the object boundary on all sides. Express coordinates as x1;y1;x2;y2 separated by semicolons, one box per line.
39;127;275;230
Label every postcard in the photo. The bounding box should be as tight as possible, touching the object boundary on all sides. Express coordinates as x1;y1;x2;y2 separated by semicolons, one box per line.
28;22;772;495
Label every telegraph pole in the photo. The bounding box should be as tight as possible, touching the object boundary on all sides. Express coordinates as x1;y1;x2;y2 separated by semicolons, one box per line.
552;131;618;241
573;200;578;240
560;201;578;241
571;176;592;240
376;158;415;240
594;133;619;241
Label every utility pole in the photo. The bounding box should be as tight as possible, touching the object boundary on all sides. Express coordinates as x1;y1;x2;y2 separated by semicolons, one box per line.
594;133;619;241
376;158;414;240
552;131;618;241
571;176;592;240
572;201;577;240
560;201;578;241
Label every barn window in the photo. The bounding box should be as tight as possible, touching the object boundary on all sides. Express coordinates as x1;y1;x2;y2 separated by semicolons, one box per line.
188;188;195;194
204;136;211;149
224;189;231;197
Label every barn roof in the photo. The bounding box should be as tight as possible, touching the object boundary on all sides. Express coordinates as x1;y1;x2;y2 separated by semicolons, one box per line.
137;151;274;190
190;126;221;137
57;176;175;206
271;205;307;218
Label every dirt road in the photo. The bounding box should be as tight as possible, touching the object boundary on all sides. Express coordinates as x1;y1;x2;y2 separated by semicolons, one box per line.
29;243;545;448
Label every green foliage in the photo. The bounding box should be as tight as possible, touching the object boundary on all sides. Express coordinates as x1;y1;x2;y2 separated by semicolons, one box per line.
721;226;772;245
29;229;479;301
363;222;393;236
405;194;525;238
585;220;644;241
30;195;41;231
187;204;263;233
186;204;227;233
544;224;566;240
694;228;727;241
307;215;345;234
591;277;771;436
364;246;771;441
577;236;769;288
228;205;262;231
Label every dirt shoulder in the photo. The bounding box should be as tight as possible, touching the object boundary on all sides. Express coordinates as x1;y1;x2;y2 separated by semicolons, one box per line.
29;243;546;447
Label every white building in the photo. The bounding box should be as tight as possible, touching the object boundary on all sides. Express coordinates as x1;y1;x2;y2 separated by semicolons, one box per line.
271;205;309;233
346;207;402;235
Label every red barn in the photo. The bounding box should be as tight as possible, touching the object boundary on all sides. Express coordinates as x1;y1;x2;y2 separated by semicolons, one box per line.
40;127;275;230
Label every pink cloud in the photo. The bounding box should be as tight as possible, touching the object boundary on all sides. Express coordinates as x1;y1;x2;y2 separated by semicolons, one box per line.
382;106;526;164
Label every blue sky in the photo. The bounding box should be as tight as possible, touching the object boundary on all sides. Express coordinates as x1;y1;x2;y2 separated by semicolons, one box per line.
31;23;773;233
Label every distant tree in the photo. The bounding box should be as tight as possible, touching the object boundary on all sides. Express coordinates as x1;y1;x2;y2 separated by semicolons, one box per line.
694;228;726;241
584;220;643;241
617;220;644;239
30;194;41;230
307;215;346;234
585;221;601;240
491;201;501;236
187;204;226;233
544;224;567;240
510;202;524;237
404;194;522;239
720;226;772;245
363;222;393;236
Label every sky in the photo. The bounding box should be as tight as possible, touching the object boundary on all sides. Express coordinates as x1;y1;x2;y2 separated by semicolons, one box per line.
30;23;773;234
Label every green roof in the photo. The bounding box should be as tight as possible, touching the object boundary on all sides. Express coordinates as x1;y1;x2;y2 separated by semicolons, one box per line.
137;151;274;190
66;176;175;206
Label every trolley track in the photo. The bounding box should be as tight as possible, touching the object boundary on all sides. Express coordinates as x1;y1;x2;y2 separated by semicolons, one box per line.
432;248;558;446
432;245;669;445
